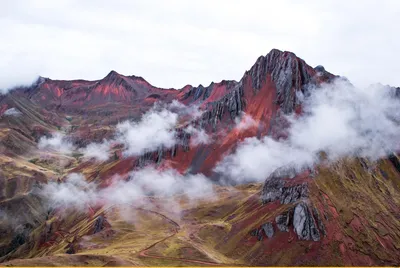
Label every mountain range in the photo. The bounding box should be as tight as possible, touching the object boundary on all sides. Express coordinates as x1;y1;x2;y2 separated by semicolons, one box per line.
0;48;399;266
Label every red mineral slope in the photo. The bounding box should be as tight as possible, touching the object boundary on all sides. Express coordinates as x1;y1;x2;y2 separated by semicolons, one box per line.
13;48;336;177
51;49;335;180
161;49;336;176
8;48;394;267
26;70;180;111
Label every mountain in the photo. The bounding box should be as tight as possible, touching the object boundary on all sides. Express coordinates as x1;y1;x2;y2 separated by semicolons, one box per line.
0;49;399;266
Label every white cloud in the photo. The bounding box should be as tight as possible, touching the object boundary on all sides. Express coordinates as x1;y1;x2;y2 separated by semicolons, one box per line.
79;140;111;161
289;80;400;160
169;100;204;119
234;112;257;131
40;168;215;211
3;108;22;116
214;136;315;183
38;173;99;212
79;101;206;161
116;107;178;157
215;79;400;182
185;125;211;146
38;132;75;154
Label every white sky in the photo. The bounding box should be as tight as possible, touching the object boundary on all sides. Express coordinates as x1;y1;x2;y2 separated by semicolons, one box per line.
1;0;399;90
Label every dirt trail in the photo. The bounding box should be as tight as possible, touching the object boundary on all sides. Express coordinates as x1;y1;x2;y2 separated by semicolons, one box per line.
135;209;224;266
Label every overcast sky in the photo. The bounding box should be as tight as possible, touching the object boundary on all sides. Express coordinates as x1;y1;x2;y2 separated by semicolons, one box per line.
1;0;399;90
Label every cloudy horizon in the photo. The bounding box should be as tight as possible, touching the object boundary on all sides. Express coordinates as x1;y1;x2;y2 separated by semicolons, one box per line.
1;0;399;92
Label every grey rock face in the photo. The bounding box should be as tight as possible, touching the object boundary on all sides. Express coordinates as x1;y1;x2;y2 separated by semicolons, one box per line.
171;144;177;157
183;84;209;101
250;229;258;236
248;49;314;114
261;222;274;238
181;131;191;152
314;65;326;73
93;215;105;234
312;207;327;237
201;83;245;130
261;167;308;204
293;202;320;241
250;222;274;241
261;176;285;204
183;81;239;102
280;183;309;204
272;205;327;240
275;211;291;232
250;228;264;241
193;85;205;100
137;150;155;167
156;146;164;164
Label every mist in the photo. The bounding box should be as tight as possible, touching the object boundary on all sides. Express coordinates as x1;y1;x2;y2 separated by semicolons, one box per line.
184;125;211;146
38;132;76;154
234;112;258;131
79;140;111;161
39;167;215;214
215;79;400;182
0;73;39;95
79;100;206;161
116;107;178;157
3;108;22;116
34;78;400;212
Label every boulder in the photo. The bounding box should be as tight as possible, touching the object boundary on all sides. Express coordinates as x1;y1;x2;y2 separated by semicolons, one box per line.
275;211;291;232
261;222;274;238
93;216;105;234
293;202;320;241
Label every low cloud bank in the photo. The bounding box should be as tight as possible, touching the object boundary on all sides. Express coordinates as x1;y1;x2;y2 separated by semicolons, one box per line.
0;74;39;95
215;79;400;183
185;125;211;146
234;112;257;131
116;107;178;157
79;140;111;161
39;168;214;212
79;101;208;161
38;133;76;154
3;108;22;116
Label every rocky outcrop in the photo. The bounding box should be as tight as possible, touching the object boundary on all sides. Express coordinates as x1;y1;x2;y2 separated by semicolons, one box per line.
280;183;309;204
201;83;245;130
265;204;327;242
93;216;105;234
260;174;285;204
250;222;275;241
259;166;326;242
261;167;308;204
314;65;336;84
312;207;326;237
183;85;206;101
137;149;167;168
247;49;315;114
182;80;238;102
388;153;400;173
261;222;274;238
275;210;291;232
293;202;321;241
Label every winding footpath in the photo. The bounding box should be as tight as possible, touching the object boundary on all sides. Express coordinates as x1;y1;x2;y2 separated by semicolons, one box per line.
135;208;223;266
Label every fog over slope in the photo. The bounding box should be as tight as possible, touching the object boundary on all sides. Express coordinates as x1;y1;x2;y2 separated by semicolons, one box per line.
215;79;400;182
37;78;400;211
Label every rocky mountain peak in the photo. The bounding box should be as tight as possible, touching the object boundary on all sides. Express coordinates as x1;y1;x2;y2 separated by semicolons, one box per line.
103;70;123;83
245;48;336;114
